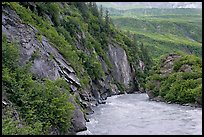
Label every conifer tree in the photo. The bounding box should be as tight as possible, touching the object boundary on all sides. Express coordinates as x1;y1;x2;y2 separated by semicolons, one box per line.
100;5;103;18
105;8;110;31
88;2;93;8
74;2;89;20
92;2;99;17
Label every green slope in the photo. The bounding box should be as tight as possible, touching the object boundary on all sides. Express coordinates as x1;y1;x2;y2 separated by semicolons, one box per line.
109;8;202;59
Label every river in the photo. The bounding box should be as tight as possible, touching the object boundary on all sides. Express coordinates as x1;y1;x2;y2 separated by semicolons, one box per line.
77;93;202;135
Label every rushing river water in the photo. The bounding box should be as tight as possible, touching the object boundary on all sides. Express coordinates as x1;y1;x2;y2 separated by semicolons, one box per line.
77;93;202;135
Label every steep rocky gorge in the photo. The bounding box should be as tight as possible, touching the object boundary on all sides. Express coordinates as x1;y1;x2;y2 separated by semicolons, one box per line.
2;3;147;134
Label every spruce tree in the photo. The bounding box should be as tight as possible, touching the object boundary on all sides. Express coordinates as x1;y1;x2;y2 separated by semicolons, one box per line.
92;2;99;17
100;5;103;18
105;8;110;32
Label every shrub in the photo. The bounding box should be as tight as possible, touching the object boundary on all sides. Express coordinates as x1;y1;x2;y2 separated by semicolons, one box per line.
2;36;75;134
2;34;19;70
2;115;43;135
82;53;105;80
146;53;202;104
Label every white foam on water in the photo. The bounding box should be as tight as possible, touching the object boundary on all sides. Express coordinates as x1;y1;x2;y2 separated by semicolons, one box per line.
85;93;202;135
76;129;93;135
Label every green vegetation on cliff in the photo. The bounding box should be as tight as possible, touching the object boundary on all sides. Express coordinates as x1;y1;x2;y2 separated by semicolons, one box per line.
145;53;202;105
2;2;202;135
5;2;152;89
2;2;153;135
2;36;74;134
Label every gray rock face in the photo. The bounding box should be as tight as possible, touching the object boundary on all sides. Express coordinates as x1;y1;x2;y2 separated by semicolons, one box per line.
150;95;165;102
139;60;145;71
68;95;87;133
98;56;109;74
110;83;120;95
2;7;81;91
2;6;84;133
108;43;132;87
179;64;192;72
160;53;181;75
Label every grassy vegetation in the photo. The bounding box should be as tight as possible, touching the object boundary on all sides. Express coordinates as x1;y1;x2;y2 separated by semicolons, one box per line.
113;17;202;42
108;8;202;59
127;31;202;59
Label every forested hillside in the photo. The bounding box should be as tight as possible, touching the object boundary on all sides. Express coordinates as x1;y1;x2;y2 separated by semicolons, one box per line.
2;2;152;135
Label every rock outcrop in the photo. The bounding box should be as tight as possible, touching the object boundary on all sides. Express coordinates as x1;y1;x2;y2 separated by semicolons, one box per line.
2;6;81;91
160;53;181;75
107;43;132;88
2;6;86;133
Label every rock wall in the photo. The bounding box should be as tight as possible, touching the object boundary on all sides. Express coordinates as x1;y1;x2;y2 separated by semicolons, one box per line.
2;4;136;134
108;43;132;88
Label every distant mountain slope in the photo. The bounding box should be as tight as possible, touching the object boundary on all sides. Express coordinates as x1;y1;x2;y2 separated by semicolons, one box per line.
97;2;202;10
107;8;202;59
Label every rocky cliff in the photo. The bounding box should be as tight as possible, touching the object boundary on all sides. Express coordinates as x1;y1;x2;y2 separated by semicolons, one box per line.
2;2;150;135
108;43;132;87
